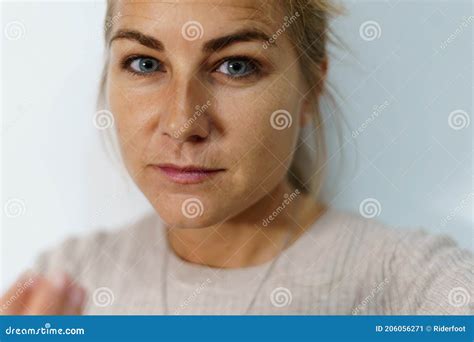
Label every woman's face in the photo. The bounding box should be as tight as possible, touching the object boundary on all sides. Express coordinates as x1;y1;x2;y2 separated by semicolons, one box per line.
107;0;312;228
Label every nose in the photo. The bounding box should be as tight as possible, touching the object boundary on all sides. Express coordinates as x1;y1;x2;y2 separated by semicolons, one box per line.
160;76;211;143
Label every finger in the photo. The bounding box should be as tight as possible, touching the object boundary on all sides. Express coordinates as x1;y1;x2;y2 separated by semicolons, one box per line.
0;271;38;315
63;285;86;315
25;272;71;315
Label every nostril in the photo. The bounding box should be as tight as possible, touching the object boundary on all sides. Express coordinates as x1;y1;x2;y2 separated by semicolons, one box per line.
189;135;206;143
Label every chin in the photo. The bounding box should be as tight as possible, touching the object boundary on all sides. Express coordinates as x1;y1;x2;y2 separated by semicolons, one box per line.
152;194;232;229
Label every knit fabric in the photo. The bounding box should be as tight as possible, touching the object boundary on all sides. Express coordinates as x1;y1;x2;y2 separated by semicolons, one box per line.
32;207;473;315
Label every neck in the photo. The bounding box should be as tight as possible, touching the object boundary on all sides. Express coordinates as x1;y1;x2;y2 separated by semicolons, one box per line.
166;180;326;268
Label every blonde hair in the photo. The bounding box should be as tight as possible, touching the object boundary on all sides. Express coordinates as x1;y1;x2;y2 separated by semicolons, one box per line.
98;0;344;198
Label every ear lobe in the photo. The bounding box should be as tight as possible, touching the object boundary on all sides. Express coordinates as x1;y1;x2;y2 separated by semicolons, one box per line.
316;58;329;95
299;97;313;128
299;58;328;128
321;58;329;77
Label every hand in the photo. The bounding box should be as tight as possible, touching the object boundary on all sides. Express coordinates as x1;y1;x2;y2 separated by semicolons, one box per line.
0;270;86;315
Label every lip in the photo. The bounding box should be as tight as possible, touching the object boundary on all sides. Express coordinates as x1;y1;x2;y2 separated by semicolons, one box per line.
152;163;226;185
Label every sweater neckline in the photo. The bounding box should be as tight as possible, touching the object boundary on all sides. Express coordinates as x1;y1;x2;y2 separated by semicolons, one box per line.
153;206;336;286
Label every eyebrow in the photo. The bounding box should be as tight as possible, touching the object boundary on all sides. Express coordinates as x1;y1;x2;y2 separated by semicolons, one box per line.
203;28;275;53
110;30;164;51
109;28;276;53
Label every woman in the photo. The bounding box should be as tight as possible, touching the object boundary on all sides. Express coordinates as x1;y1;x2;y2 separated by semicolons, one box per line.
2;0;472;315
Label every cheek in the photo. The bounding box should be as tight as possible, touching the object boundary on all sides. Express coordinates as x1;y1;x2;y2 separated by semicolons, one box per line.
107;85;156;171
218;92;300;193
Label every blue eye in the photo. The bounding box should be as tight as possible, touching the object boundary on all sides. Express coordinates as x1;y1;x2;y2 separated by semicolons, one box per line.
129;57;161;74
216;58;257;78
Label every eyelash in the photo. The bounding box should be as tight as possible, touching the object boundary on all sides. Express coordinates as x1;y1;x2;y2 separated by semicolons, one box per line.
216;55;262;79
120;54;262;80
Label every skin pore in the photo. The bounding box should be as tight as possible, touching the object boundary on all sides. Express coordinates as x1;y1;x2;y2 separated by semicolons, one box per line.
106;0;328;268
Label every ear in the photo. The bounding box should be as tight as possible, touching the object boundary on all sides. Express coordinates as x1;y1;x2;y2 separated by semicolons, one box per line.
321;58;329;79
299;96;313;128
299;58;329;128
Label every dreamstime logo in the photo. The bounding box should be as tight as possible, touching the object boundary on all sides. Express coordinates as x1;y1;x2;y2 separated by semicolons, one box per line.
262;11;300;49
3;198;26;218
93;110;114;130
448;287;470;307
92;287;115;307
270;110;292;130
4;21;26;40
181;21;204;41
262;189;301;227
4;322;85;335
359;20;382;41
0;276;35;313
352;278;389;314
440;16;473;50
104;11;122;32
438;192;473;229
173;100;212;139
270;287;292;308
175;278;212;315
359;198;381;219
448;110;470;130
181;198;204;218
352;98;393;138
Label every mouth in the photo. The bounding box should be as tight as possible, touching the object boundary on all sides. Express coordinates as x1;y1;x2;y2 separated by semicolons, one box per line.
151;163;226;185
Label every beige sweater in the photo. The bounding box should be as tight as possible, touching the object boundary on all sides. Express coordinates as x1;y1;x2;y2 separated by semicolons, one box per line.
33;207;473;315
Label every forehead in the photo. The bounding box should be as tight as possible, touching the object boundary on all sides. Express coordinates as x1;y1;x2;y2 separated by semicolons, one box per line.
113;0;284;33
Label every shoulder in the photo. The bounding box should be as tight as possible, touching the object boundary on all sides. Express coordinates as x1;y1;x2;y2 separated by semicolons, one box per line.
307;207;470;261
310;207;473;314
300;207;412;258
293;208;474;314
388;226;473;314
31;212;163;281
